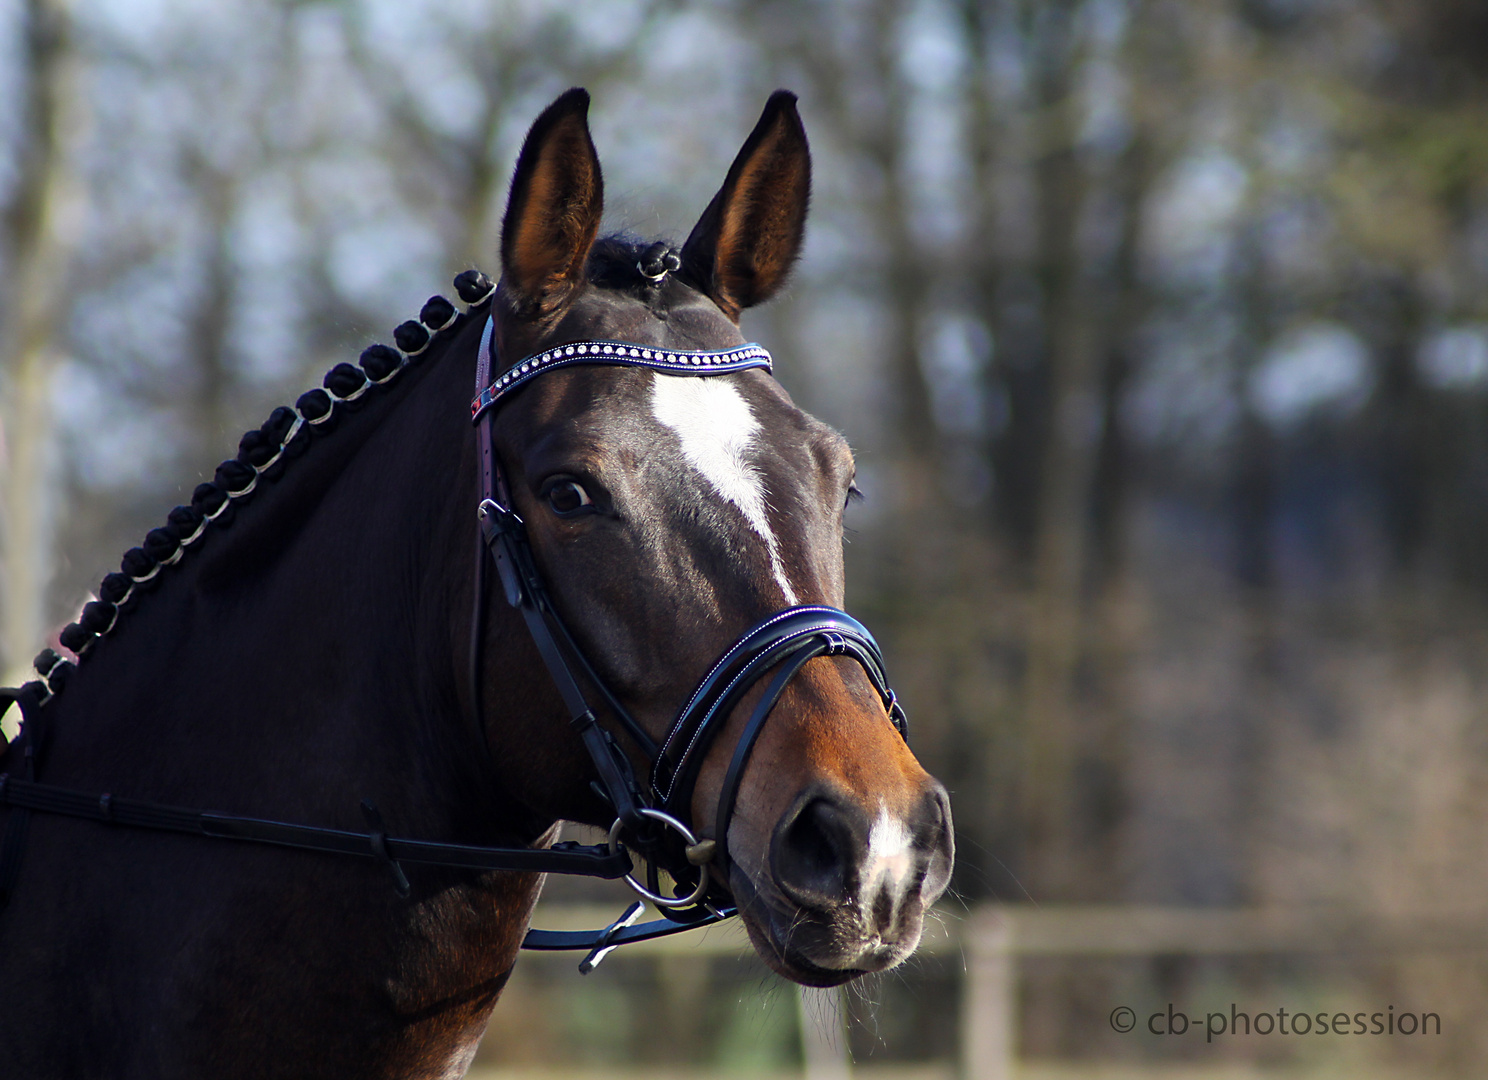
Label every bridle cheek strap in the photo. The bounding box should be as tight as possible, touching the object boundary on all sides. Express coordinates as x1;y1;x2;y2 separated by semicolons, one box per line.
477;495;649;837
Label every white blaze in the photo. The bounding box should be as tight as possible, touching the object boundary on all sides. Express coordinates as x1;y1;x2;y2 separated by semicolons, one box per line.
650;374;798;604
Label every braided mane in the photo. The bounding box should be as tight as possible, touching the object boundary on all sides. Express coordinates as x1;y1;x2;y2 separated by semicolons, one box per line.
20;270;498;708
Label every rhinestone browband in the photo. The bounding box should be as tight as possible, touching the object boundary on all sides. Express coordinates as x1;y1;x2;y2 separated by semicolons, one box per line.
470;339;773;421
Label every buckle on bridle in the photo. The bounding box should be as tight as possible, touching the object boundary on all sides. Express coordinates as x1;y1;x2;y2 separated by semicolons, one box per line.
478;498;538;609
885;688;907;736
477;498;523;542
607;807;710;910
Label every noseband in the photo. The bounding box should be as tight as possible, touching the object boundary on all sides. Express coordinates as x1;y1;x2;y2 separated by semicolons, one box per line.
470;321;907;923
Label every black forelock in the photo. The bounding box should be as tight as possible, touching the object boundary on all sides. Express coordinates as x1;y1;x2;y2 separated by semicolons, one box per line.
585;234;679;293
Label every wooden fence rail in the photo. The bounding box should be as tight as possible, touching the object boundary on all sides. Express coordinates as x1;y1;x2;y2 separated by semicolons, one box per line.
523;903;1487;1078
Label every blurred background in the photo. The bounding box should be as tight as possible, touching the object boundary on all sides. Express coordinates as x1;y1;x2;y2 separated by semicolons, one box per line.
2;0;1487;1076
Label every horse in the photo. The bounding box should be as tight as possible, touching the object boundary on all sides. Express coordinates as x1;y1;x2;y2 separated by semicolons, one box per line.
0;88;953;1078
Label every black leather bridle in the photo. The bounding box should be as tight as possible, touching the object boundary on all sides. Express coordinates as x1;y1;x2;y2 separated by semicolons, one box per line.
0;318;907;974
471;321;907;961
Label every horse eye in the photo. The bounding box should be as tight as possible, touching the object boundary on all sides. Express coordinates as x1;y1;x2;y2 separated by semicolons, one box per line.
546;479;593;516
845;482;864;510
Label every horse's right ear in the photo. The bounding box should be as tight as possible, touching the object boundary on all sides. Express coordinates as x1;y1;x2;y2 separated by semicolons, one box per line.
499;88;604;320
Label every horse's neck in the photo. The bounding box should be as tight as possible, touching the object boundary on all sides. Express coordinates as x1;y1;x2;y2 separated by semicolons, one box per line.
38;332;490;838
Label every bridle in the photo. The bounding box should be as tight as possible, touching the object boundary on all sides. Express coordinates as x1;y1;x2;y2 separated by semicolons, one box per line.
0;309;907;973
470;317;907;957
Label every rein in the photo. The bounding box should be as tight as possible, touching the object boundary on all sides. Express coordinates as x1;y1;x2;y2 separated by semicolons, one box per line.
0;296;908;974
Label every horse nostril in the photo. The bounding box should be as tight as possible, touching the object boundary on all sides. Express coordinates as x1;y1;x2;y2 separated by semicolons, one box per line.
916;781;955;902
772;796;855;908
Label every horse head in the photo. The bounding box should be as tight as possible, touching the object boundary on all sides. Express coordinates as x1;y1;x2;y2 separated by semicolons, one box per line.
479;89;954;986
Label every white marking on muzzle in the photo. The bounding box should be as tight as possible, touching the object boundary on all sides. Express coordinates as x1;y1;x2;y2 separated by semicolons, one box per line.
865;807;915;895
651;374;799;604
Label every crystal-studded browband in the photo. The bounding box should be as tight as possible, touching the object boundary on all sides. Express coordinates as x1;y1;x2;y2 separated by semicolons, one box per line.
470;335;773;422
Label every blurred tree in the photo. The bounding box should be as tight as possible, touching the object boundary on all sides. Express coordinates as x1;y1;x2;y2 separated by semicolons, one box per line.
0;0;81;690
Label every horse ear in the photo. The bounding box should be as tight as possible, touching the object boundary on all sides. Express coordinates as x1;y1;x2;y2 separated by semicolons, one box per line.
500;87;604;320
680;90;811;322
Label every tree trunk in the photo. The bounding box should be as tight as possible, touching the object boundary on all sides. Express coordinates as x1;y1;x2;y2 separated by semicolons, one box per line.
1;0;81;691
1017;5;1101;899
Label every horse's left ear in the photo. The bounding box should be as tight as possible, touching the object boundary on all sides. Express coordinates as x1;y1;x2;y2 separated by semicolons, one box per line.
680;90;811;321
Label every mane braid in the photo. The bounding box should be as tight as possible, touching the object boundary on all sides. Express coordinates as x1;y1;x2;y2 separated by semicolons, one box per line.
18;270;497;709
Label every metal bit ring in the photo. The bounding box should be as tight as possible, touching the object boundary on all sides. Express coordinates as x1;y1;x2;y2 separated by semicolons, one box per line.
607;808;711;909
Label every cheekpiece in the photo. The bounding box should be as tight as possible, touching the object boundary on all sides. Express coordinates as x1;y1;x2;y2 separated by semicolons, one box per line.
471;339;772;422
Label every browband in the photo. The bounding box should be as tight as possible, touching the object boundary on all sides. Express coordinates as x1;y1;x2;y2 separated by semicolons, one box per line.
471;339;772;421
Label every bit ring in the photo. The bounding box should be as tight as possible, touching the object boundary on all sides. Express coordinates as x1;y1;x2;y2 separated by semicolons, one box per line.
608;808;711;909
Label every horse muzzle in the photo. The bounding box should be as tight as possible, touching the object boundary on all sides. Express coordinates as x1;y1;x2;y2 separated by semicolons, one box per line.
731;777;954;986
